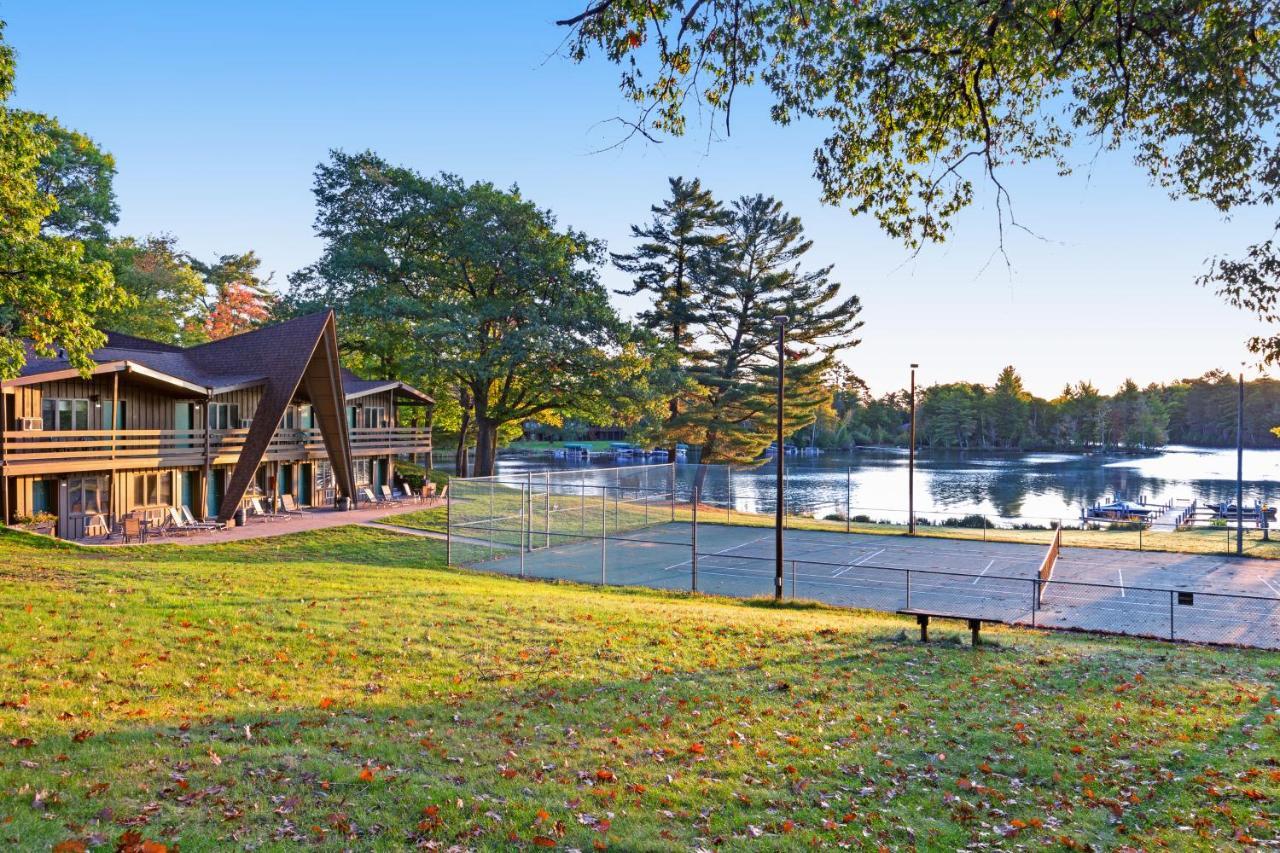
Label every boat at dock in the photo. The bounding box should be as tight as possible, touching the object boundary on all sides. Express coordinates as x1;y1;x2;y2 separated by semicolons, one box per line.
1206;501;1276;522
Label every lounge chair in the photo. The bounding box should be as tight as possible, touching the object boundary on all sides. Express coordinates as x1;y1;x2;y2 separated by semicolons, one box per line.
166;506;197;537
397;483;421;503
249;497;285;521
280;493;311;515
181;505;224;531
379;484;404;506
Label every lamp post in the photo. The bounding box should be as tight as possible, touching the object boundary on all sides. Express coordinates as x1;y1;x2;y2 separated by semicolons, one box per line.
774;315;788;602
1236;363;1244;556
909;363;918;535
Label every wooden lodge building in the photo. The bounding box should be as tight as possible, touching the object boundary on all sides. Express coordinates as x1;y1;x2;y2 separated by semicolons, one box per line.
0;311;433;540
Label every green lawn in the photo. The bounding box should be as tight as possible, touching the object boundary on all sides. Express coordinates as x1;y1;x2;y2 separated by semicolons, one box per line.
0;526;1277;850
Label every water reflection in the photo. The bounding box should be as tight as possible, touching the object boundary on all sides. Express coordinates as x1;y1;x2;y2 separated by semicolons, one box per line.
489;445;1279;524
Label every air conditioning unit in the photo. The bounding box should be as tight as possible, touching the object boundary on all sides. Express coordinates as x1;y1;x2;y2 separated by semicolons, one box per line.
17;417;43;431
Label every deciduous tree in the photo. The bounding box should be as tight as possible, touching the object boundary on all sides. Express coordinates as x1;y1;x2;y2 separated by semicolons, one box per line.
557;2;1280;356
0;20;125;379
293;151;661;476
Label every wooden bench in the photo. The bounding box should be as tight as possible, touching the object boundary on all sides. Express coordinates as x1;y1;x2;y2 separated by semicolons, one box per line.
896;609;1006;647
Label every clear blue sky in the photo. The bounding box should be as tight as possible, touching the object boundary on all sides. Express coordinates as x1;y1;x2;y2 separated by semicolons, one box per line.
3;1;1274;396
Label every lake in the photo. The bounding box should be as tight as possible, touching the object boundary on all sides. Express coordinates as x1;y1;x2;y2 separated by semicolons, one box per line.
487;445;1280;525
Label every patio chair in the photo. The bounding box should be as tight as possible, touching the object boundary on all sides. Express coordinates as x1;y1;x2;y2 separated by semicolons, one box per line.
397;483;421;503
121;515;145;544
379;484;404;506
359;487;380;507
279;493;311;515
181;505;224;531
422;482;437;501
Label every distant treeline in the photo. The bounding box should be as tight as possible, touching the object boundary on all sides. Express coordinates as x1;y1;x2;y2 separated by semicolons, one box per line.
813;367;1280;451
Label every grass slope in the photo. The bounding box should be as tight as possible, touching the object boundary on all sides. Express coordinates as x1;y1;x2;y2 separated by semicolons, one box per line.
0;527;1276;850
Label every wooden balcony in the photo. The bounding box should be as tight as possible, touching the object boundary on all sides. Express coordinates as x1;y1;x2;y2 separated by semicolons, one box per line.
0;426;431;476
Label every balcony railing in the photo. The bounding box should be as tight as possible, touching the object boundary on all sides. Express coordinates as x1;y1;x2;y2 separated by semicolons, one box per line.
0;426;431;474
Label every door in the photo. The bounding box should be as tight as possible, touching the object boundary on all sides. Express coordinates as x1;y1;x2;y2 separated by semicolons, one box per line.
376;459;388;491
31;479;54;515
174;402;193;449
181;472;196;512
299;463;313;506
207;469;224;517
279;464;293;499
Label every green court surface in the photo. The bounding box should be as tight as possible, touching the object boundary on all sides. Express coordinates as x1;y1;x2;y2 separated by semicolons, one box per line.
458;521;1280;650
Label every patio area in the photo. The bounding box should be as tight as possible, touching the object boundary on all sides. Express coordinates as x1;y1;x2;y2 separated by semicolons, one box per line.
68;499;442;547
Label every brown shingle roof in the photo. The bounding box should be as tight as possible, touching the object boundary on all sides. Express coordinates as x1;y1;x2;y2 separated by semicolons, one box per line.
9;315;429;402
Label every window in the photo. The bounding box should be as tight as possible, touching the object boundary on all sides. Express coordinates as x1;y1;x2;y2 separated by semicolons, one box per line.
354;459;372;485
346;406;357;428
67;476;105;515
298;405;314;428
316;461;333;490
133;472;172;507
209;403;240;430
363;406;385;429
40;398;90;431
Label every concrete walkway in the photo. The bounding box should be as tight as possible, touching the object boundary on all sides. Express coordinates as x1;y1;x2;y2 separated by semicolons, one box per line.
72;501;442;547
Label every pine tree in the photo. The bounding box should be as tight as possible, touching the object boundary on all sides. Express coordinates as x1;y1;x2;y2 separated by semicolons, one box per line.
683;194;862;463
613;177;728;432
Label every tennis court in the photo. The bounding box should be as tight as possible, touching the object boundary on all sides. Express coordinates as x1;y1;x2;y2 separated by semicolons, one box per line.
470;521;1280;650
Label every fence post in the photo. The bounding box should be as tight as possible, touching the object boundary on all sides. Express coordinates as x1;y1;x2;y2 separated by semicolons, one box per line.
1031;579;1038;626
519;482;526;578
645;467;650;527
691;487;698;592
544;472;551;549
1139;523;1143;552
670;462;676;522
1169;589;1175;640
601;488;607;585
983;515;987;541
488;480;495;560
580;474;586;537
727;465;732;523
846;467;852;534
791;559;796;600
905;569;912;609
445;483;452;564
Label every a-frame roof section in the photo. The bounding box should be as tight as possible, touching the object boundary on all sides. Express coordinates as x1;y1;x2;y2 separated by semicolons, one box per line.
209;311;357;522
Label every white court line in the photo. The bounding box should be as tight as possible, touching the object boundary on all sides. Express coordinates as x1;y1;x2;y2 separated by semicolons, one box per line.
831;547;886;578
1259;575;1280;596
856;548;887;566
972;560;995;585
714;535;770;555
661;535;769;571
1117;568;1126;598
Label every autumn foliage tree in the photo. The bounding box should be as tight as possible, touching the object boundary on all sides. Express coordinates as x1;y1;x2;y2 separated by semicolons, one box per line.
194;252;276;340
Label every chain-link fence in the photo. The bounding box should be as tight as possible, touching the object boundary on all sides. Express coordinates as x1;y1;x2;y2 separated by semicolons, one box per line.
444;463;1280;650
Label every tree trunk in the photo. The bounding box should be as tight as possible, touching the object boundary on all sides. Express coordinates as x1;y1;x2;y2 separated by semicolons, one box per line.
473;416;500;477
455;417;471;478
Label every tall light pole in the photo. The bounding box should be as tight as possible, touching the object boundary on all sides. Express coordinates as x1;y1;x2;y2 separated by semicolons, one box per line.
774;315;788;602
909;363;918;535
1236;363;1245;556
